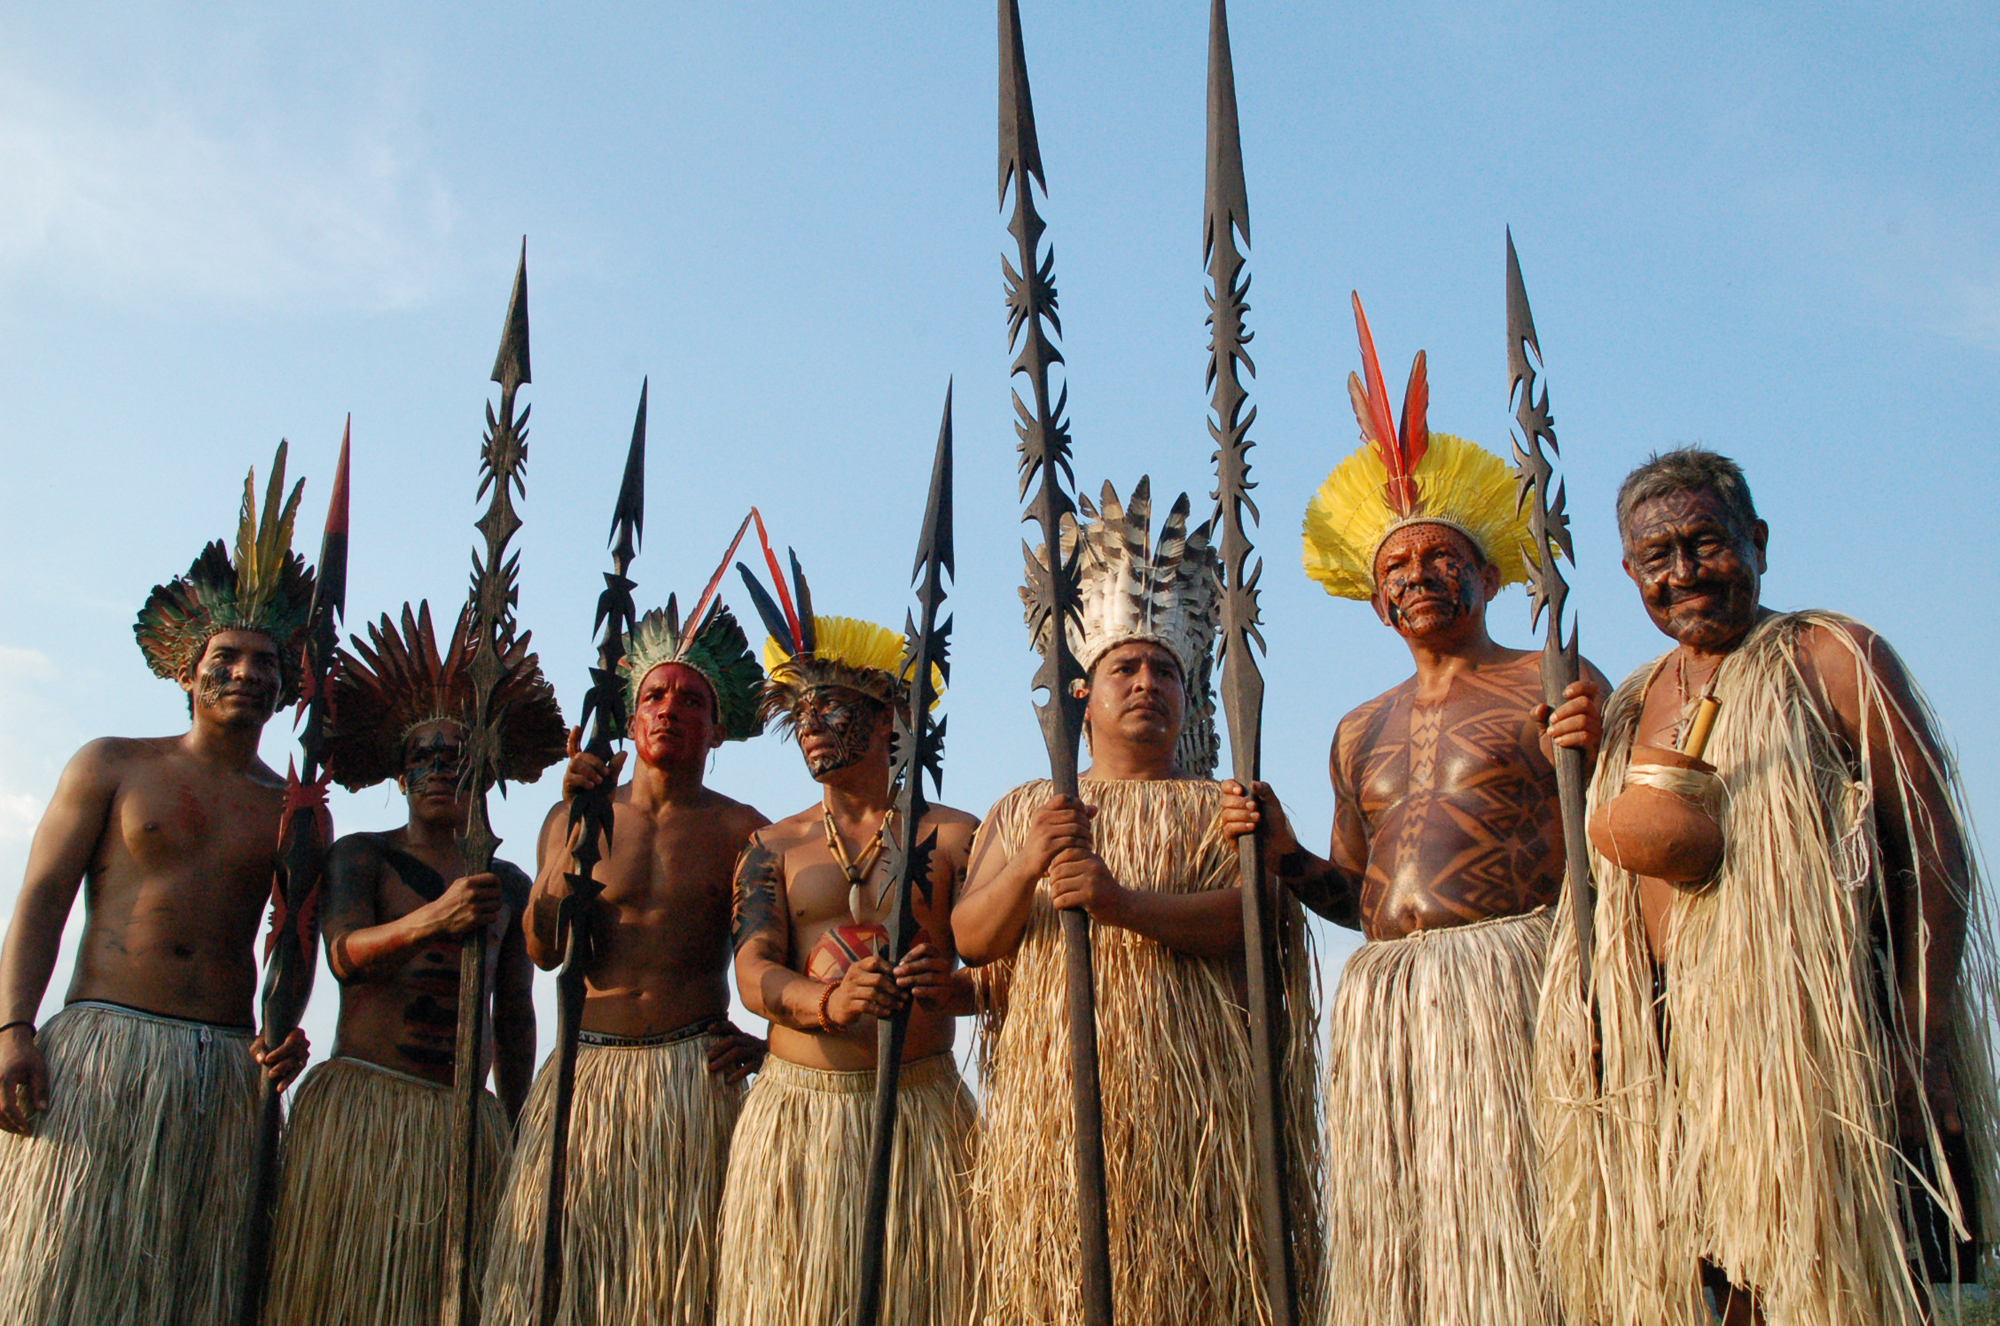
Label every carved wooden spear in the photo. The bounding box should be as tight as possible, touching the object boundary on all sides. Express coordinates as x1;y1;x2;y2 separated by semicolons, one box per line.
238;423;349;1326
852;383;954;1326
1506;230;1593;1000
442;241;534;1326
998;3;1113;1321
1203;4;1296;1320
531;381;647;1326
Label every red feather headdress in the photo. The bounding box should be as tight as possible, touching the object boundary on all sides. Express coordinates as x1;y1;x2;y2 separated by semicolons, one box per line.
1346;292;1430;518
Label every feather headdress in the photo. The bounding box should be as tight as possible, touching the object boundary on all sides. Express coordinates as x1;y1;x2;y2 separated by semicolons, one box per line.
325;601;566;791
619;595;765;742
1301;292;1534;601
1022;477;1222;776
736;523;942;734
134;442;318;703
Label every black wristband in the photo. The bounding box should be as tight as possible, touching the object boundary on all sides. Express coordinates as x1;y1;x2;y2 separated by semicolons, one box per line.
0;1021;34;1038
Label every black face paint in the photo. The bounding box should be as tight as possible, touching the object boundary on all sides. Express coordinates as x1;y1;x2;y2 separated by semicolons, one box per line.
402;727;467;796
794;688;880;778
193;655;279;722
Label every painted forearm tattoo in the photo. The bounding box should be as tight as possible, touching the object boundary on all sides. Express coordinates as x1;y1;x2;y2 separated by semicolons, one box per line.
731;842;784;954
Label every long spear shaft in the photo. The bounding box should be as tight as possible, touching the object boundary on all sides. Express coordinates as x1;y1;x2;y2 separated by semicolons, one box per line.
443;242;534;1326
1506;230;1592;1000
533;381;647;1326
238;425;350;1326
998;4;1112;1321
853;385;955;1326
1203;4;1295;1320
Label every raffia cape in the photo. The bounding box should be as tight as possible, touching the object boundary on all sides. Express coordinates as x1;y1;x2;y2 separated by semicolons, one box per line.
971;778;1323;1326
1535;611;2000;1325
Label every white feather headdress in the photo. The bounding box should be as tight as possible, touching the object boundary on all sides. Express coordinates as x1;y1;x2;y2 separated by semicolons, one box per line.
1022;477;1221;775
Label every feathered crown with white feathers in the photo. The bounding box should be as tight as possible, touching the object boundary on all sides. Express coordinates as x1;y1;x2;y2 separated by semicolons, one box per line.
1023;477;1221;776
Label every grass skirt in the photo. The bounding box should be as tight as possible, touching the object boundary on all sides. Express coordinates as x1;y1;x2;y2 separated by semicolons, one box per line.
713;1053;979;1326
971;778;1323;1326
262;1056;507;1326
0;1001;259;1326
481;1024;742;1326
1320;908;1552;1326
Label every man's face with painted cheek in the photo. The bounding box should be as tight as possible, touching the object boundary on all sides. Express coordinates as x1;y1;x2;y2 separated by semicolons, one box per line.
1370;522;1496;643
630;663;722;768
1621;487;1767;650
793;686;884;780
399;720;469;820
184;629;284;728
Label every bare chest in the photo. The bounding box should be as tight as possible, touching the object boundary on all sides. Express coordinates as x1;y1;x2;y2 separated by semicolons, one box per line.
1355;684;1551;821
111;767;280;888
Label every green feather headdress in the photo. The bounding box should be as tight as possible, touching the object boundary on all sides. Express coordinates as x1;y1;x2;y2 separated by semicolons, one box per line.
133;442;317;704
619;597;764;742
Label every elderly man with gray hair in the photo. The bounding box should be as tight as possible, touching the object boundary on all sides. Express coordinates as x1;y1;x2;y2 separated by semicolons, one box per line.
1535;446;1999;1326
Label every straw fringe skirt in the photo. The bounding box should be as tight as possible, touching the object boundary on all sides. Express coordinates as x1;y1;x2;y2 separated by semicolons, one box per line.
262;1057;508;1326
1320;908;1552;1326
0;1001;260;1326
973;779;1324;1326
482;1025;741;1326
713;1053;978;1326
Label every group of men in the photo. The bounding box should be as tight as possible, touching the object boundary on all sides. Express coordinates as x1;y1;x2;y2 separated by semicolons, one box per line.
0;306;1991;1326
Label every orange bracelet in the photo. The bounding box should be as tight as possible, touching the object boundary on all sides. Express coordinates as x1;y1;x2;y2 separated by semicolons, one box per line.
816;982;839;1034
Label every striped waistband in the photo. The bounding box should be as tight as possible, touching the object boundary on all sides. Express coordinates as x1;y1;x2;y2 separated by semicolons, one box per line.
755;1051;961;1096
579;1015;724;1050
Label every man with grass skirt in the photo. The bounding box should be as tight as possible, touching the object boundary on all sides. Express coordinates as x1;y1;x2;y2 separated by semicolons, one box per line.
1225;300;1605;1326
481;596;769;1326
954;479;1322;1326
716;556;979;1326
259;601;562;1325
0;448;315;1326
1536;448;2000;1325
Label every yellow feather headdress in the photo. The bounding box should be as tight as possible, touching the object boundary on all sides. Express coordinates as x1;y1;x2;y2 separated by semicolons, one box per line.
736;543;942;732
1300;294;1533;601
134;441;318;702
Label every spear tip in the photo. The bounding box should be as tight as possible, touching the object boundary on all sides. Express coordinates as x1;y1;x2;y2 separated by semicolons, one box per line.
999;0;1045;204
913;379;955;584
491;238;532;389
326;417;352;539
611;378;647;553
1505;228;1541;377
1204;0;1250;254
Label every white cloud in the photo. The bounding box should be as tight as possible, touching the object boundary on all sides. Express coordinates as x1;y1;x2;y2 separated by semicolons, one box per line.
0;63;454;311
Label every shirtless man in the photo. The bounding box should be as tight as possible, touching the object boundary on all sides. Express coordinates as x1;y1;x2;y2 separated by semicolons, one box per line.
481;601;768;1326
714;588;977;1326
0;455;314;1326
1232;311;1602;1326
261;602;560;1326
1535;448;1995;1326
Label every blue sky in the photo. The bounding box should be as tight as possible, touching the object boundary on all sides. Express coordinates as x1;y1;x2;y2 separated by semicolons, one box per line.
1;1;1996;1056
